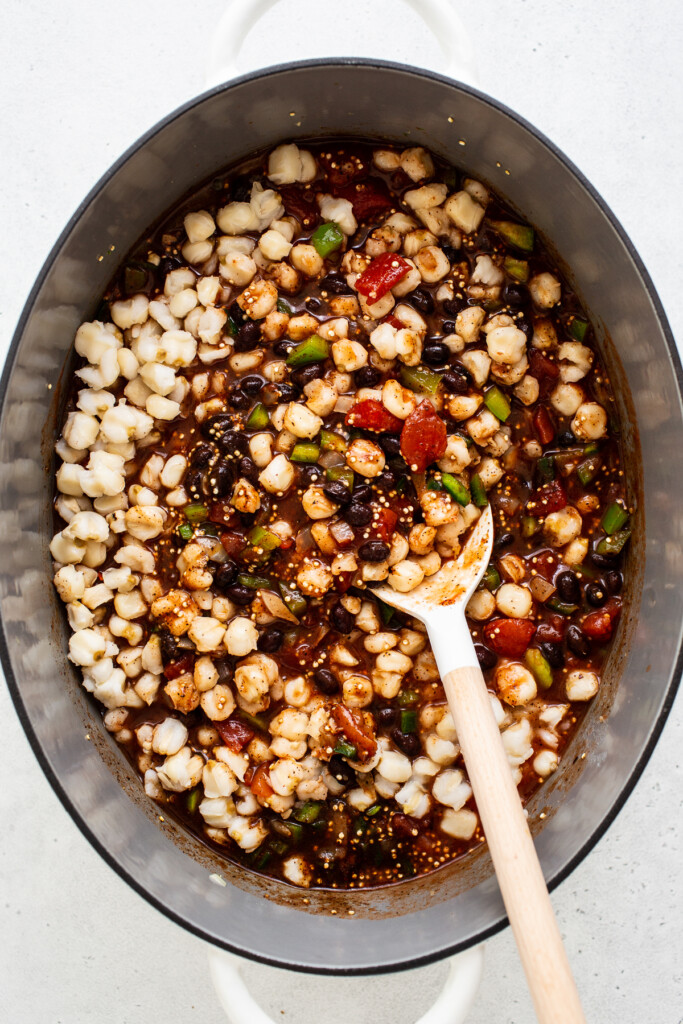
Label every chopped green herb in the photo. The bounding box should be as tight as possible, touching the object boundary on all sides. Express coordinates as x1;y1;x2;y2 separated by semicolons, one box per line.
333;740;357;759
365;803;382;817
277;297;292;316
378;598;395;626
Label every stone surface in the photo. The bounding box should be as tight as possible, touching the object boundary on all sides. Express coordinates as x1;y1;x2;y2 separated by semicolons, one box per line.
0;1;681;1021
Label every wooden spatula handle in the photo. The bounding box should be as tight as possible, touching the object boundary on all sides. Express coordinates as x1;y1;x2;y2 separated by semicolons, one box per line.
444;665;586;1024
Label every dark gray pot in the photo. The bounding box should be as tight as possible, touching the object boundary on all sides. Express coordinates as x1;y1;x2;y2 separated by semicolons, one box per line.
1;59;680;974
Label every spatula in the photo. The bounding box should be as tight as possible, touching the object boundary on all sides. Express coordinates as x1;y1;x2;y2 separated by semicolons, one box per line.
371;504;586;1024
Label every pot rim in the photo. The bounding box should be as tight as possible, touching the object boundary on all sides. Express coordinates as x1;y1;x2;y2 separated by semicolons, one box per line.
2;56;682;975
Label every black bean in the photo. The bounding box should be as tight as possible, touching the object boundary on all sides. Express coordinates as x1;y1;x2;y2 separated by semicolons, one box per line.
503;282;528;306
275;382;299;401
183;466;204;496
441;369;470;394
299;465;323;486
591;549;619;569
239;456;259;483
352;484;372;502
258;627;284;652
442;319;456;334
585;582;607;607
329;602;355;634
354;365;381;388
376;706;398;728
422;341;450;366
213;561;239;592
240;374;264;396
377;468;396;488
212;461;234;497
321;273;349;295
227;387;250;410
474;643;497;671
272;339;293;357
306;295;323;312
229;175;252;202
346;503;372;526
233;320;262;352
359;540;390;562
441;297;462;316
391;728;421;757
518;318;533;340
493;532;514;553
604;570;623;594
566;624;590;658
291;363;325;388
441;245;460;265
379;435;402;457
539;641;564;668
158;255;183;278
314;668;339;695
190;442;215;467
228;300;247;327
216;430;249;456
555;570;581;604
202;413;234;439
410;288;434;314
323;481;353;506
159;628;178;664
226;583;254;606
328;755;355;787
557;430;576;448
215;658;234;684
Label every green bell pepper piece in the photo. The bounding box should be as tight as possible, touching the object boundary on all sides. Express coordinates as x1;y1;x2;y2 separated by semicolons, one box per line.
596;528;631;556
546;597;579;616
176;522;193;542
320;429;347;453
400;710;418;734
290;442;320;463
441;473;470;506
490;220;535;253
278;582;307;617
237;571;272;590
577;454;601;486
470;474;488;507
184;502;208;523
311;221;344;257
400;365;443;394
246;403;269;430
397;688;419;707
247;525;281;552
525;648;554;690
292;801;323;824
286;334;329;367
504;256;529;282
569;317;589;342
326;465;354;490
601;502;629;535
484;385;511;422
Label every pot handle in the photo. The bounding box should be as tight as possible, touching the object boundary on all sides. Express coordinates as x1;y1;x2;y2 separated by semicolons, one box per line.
207;944;485;1024
205;0;478;89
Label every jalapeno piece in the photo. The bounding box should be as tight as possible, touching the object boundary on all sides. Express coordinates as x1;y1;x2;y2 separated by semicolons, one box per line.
311;221;344;257
441;473;470;506
286;334;329;367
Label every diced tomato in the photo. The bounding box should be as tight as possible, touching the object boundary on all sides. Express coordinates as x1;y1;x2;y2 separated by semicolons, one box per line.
483;618;537;658
582;598;621;641
345;399;402;433
336;178;394;221
163;653;194;680
216;718;255;752
527;479;567;515
278;185;320;227
526;548;562;582
355;253;411;302
220;531;247;557
533;406;555;445
383;313;405;330
317;145;369;186
400;401;447;473
536;614;567;643
371;506;399;543
331;704;377;759
334;570;355;593
391;813;430;838
529;349;560;391
247;762;275;801
209;499;238;526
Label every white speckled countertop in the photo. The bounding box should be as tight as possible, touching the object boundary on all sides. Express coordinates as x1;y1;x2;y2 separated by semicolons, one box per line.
1;1;682;1020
